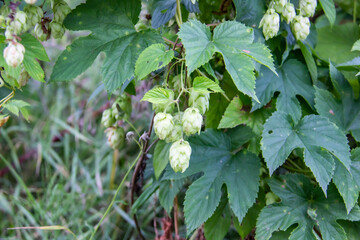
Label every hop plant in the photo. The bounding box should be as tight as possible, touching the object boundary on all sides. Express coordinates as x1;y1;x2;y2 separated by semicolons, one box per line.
282;2;296;23
154;112;174;140
25;0;37;4
10;11;28;33
112;95;132;120
3;41;25;68
34;23;48;41
299;0;317;17
18;70;30;87
106;127;125;150
259;8;280;40
50;21;65;39
291;15;310;41
269;0;286;14
166;123;182;143
101;109;115;128
24;5;43;26
4;26;14;40
182;107;202;136
189;89;209;115
53;0;71;23
169;139;191;173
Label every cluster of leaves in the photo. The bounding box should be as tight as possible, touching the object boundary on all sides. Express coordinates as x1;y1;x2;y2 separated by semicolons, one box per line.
2;0;360;239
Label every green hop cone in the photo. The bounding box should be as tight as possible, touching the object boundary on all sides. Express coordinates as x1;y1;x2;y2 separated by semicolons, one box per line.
10;11;28;33
25;0;37;4
282;2;296;24
50;21;65;39
112;94;132;120
5;26;14;40
34;23;48;41
269;0;286;14
24;5;43;26
106;127;125;150
101;109;115;128
182;107;202;136
3;41;25;68
259;8;280;40
53;0;71;23
189;89;209;115
299;0;317;17
169;139;191;173
18;69;30;87
291;15;310;41
166;124;182;143
154;112;174;140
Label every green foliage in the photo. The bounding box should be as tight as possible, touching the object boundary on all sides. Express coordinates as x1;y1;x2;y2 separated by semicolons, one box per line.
256;174;360;240
2;0;360;239
163;129;260;234
50;0;162;93
262;111;350;193
178;19;275;101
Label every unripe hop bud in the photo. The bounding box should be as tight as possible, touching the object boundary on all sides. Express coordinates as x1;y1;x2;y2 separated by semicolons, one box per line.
182;107;202;136
299;0;317;17
25;0;37;4
269;0;286;14
5;26;14;40
282;2;296;24
259;8;280;40
18;70;30;87
24;5;43;26
53;1;71;23
166;124;182;143
10;11;28;33
3;41;25;68
291;15;310;41
101;109;115;128
154;113;174;140
50;21;65;39
189;89;209;115
34;23;48;41
106;127;125;150
169;139;191;173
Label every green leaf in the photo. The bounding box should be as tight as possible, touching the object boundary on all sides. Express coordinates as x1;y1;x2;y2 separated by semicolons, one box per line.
351;39;360;51
234;0;265;27
135;43;174;80
153;141;171;179
3;100;31;120
315;23;360;64
204;197;231;240
256;174;360;240
21;34;49;82
159;178;184;213
252;59;314;120
141;87;174;104
205;93;229;129
219;96;272;135
319;0;336;26
50;0;162;93
333;148;360;213
178;19;275;101
315;63;360;141
262;111;351;193
299;41;318;84
163;129;261;234
192;76;223;93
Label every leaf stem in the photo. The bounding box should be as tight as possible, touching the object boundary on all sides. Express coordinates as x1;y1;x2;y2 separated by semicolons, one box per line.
88;150;142;240
175;0;183;26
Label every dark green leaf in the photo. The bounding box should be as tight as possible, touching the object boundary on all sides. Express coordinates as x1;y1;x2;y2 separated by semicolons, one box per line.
159;178;184;213
204;197;231;240
153;141;172;179
319;0;336;26
252;59;314;120
256;174;360;240
262;111;351;193
315;63;360;141
163;130;261;234
50;0;162;93
234;0;265;27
